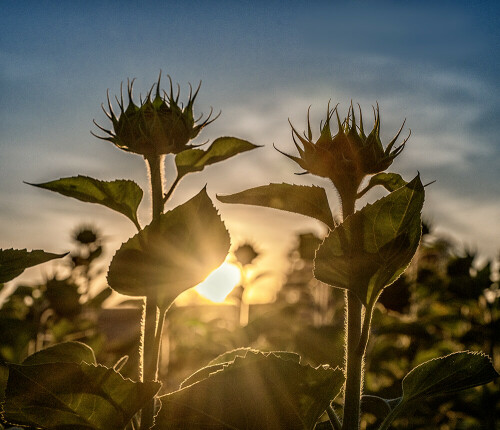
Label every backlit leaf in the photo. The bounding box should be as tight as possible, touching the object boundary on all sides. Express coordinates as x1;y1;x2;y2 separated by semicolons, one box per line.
217;183;335;229
3;362;160;430
176;136;260;178
28;176;143;227
0;248;67;283
21;341;96;366
379;351;499;429
180;348;301;389
314;175;424;307
107;187;230;308
357;172;407;198
154;351;344;430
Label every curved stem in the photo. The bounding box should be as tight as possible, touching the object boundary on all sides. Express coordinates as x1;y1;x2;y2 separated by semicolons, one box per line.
327;405;342;430
377;405;402;430
163;173;182;206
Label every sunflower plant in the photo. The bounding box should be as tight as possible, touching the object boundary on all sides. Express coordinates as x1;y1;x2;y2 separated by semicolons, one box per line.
0;77;498;430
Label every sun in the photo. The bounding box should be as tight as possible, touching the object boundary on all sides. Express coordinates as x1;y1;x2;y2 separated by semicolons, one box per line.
195;261;242;303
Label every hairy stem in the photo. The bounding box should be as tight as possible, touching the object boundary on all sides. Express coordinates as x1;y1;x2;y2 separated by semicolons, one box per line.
339;190;364;430
140;154;165;430
147;154;165;220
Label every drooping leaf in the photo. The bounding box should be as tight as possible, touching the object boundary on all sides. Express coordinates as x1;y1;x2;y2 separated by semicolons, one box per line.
154;351;344;430
314;175;424;307
357;172;407;198
0;249;67;283
3;361;160;430
107;187;230;308
379;351;499;429
21;341;96;366
217;183;335;229
27;176;143;227
175;136;260;178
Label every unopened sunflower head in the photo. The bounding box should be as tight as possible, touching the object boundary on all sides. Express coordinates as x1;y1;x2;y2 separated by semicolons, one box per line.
277;103;409;198
92;73;219;157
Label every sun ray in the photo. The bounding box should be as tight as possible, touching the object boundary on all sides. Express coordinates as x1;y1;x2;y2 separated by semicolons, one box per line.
194;261;242;303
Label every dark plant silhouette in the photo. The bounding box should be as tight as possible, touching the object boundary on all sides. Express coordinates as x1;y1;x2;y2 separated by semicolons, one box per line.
0;81;497;430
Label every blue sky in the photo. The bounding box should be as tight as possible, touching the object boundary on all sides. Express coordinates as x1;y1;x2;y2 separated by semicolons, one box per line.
1;1;499;297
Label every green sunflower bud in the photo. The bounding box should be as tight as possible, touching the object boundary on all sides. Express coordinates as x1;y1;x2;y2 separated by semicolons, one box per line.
92;73;219;157
277;103;409;200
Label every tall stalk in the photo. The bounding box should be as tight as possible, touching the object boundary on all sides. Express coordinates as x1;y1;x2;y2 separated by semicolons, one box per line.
140;154;164;430
339;191;363;430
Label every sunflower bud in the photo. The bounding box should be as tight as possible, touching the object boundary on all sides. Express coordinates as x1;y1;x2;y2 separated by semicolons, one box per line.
93;74;218;157
278;103;409;200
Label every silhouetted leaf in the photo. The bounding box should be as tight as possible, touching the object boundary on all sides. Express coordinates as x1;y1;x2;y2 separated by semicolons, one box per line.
175;136;260;178
108;187;230;308
3;361;160;430
357;172;407;198
0;249;67;283
154;351;344;430
28;176;143;227
315;175;424;307
180;348;301;389
218;183;335;229
21;341;96;366
379;351;499;429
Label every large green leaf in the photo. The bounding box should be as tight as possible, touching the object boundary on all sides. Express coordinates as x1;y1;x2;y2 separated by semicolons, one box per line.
175;136;260;178
379;351;499;429
217;183;335;229
0;248;67;283
107;187;230;308
154;351;344;430
314;175;424;307
3;361;160;430
21;341;96;366
28;176;143;227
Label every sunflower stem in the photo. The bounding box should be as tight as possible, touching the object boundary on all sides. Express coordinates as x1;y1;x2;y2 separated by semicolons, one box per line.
140;154;165;430
339;190;364;430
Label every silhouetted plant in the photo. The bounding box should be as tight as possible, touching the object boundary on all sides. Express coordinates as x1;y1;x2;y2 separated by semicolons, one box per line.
0;81;497;430
218;103;499;429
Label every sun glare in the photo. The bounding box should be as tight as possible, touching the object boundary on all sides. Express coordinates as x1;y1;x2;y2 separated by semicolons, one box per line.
195;262;242;303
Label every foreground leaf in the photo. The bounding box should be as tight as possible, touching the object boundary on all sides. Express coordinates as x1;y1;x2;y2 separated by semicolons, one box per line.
180;348;301;389
3;362;160;430
108;187;230;308
28;176;143;227
21;341;96;366
154;351;344;430
0;249;67;283
217;183;335;229
379;351;499;429
314;175;424;307
175;136;260;178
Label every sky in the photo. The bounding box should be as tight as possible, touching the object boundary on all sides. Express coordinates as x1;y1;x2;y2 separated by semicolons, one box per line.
1;1;499;302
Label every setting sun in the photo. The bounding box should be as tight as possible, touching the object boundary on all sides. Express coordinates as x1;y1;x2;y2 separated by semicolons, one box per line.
195;261;242;303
